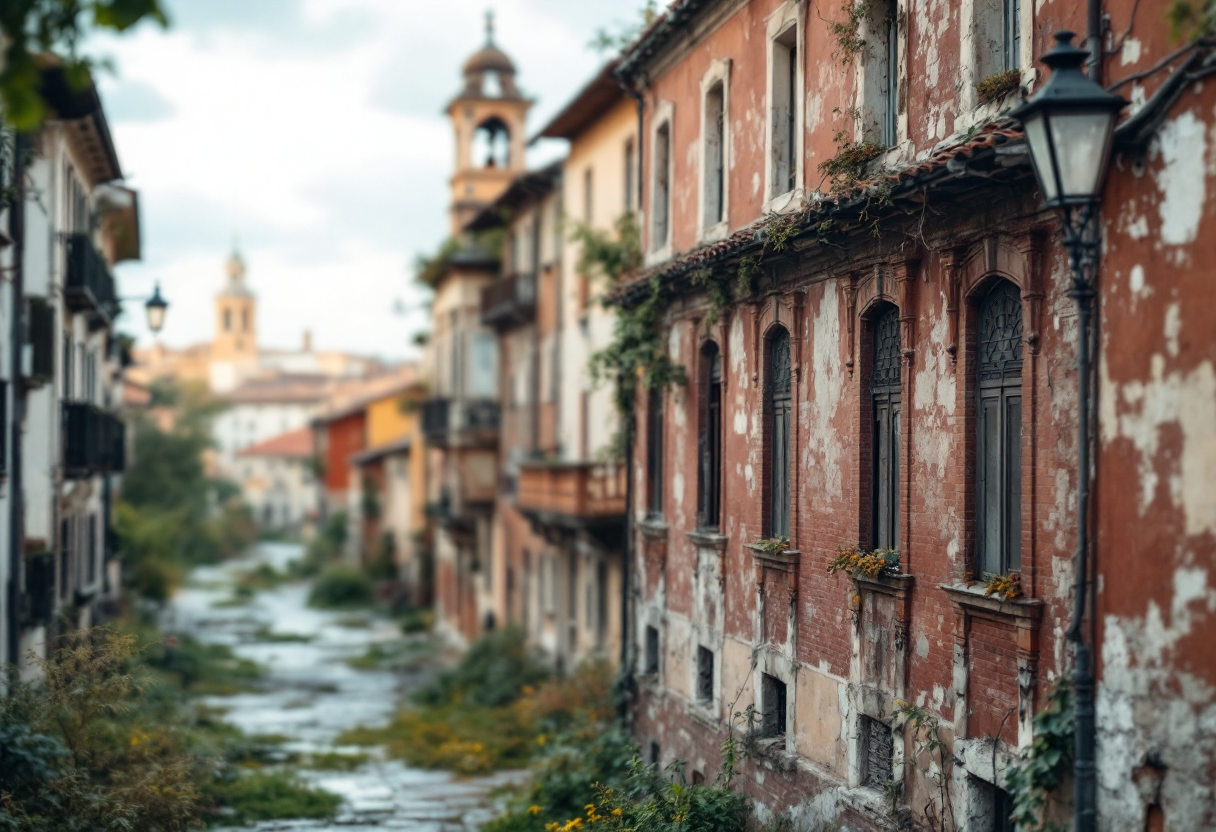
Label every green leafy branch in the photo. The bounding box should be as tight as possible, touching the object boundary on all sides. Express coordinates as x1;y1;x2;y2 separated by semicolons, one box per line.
1005;676;1074;831
0;0;169;132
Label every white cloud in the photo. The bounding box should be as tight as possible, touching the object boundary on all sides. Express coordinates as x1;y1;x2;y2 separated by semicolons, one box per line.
92;0;634;359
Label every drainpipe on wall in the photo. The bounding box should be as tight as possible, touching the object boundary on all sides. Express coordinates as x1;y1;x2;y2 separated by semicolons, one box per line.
6;132;27;676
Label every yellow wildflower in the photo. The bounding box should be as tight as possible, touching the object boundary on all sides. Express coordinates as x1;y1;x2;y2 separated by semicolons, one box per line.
612;808;623;816
529;806;542;816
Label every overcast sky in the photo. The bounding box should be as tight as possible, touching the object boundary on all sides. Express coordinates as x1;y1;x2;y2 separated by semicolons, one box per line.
91;0;637;360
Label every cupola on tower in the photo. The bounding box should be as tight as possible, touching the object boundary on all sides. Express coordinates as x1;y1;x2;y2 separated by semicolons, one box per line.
448;12;531;234
213;246;258;369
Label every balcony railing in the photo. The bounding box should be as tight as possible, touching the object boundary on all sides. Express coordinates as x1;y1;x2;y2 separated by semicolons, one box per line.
63;403;126;478
480;272;536;328
64;234;118;320
421;397;500;445
517;461;626;524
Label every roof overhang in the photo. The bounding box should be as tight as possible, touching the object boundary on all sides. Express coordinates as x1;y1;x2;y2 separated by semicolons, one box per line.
533;60;623;142
39;63;123;185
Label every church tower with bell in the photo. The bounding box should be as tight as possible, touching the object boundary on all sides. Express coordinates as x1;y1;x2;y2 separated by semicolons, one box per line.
447;11;531;234
211;245;259;392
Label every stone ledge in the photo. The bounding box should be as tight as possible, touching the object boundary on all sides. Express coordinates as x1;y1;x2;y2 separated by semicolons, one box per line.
685;529;729;551
638;517;669;540
745;543;801;567
939;582;1043;621
853;571;915;597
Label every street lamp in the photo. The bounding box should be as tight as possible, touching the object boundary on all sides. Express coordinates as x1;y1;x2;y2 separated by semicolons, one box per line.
145;282;169;335
1010;30;1127;832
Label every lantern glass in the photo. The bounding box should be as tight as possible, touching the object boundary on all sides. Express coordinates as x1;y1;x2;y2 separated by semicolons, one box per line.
145;284;168;334
1021;111;1058;204
1050;108;1117;205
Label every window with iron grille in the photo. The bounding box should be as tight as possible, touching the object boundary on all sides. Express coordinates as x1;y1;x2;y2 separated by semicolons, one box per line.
699;343;723;529
761;673;787;739
976;281;1023;577
696;646;714;703
871;306;901;551
861;715;894;789
644;625;660;675
767;329;792;538
646;388;664;518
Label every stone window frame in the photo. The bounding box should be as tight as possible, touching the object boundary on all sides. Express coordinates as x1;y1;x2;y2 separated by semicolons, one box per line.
696;338;724;532
855;0;907;155
956;0;1033;130
698;58;732;244
647;100;675;265
762;1;805;215
763;324;793;540
751;647;795;751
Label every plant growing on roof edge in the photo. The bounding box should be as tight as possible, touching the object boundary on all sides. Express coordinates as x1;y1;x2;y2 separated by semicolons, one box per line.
976;69;1023;105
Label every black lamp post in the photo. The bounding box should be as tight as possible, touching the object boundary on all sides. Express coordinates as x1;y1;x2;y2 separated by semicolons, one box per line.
145;282;169;335
1010;31;1127;832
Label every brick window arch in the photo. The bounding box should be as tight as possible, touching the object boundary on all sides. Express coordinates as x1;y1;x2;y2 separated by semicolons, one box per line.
766;327;792;539
870;304;901;551
976;279;1023;576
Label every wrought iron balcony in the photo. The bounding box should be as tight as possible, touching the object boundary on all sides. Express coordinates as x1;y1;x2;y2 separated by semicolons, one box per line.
480;272;536;329
64;234;118;321
421;397;500;446
517;461;626;529
63;403;126;478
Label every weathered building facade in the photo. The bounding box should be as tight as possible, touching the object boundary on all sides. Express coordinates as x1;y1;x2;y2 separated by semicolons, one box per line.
611;1;1216;830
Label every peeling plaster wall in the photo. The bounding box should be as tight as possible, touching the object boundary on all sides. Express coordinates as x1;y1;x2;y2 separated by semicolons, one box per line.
1095;88;1216;831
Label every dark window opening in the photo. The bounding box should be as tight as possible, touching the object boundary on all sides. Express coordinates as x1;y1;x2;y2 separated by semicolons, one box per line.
871;306;901;551
624;138;635;212
771;25;799;196
644;625;660;675
646;388;665;518
704;82;725;226
652;122;671;249
59;519;71;600
696;646;714;703
972;777;1015;832
861;715;894;789
976;280;1023;577
699;343;723;530
649;741;661;766
766;329;792;539
761;673;787;739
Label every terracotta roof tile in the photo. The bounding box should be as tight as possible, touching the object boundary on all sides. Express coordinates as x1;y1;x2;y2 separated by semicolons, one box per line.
237;427;314;459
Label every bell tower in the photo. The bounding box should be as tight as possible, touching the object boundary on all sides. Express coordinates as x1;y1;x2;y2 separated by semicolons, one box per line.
212;246;258;369
447;12;531;234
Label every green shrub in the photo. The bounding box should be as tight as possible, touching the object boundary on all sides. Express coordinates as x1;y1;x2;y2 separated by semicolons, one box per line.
203;770;341;826
414;626;548;708
295;512;347;577
308;564;374;609
399;608;433;634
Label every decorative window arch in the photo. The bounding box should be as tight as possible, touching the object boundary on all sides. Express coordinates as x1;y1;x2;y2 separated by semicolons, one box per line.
870;305;901;551
766;327;792;539
975;279;1023;577
698;341;723;530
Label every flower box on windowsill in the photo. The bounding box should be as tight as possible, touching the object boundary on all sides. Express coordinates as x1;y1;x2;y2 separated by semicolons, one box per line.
853;571;915;597
745;543;801;567
939;582;1044;623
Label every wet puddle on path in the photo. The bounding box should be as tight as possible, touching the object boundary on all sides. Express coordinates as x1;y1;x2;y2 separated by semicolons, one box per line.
167;542;520;831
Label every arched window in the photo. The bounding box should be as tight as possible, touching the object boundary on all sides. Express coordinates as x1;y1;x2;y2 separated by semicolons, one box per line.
767;328;792;539
871;306;901;550
472;117;510;169
223;308;232;332
698;343;723;530
976;280;1023;576
241;307;249;333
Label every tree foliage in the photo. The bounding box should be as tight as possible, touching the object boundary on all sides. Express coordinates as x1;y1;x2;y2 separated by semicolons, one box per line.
0;0;168;132
589;0;659;54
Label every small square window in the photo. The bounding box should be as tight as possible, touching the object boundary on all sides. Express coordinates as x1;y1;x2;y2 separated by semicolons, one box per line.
860;715;894;789
644;625;660;675
696;646;714;703
761;673;787;739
